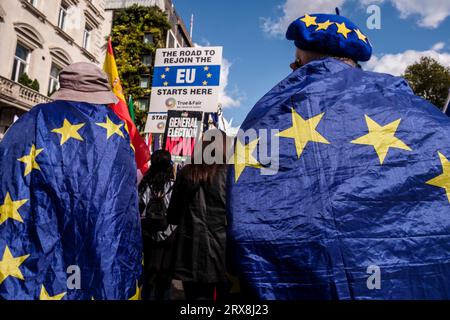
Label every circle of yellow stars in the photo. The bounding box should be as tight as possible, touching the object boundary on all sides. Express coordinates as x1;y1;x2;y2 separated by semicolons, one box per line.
160;66;214;87
231;109;450;207
300;14;368;43
232;107;450;206
0;193;141;300
0;115;140;299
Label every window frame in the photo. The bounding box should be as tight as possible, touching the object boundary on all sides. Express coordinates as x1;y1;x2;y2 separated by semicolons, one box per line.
11;42;31;83
143;33;154;45
136;98;149;111
58;2;68;30
82;24;92;50
48;63;62;96
139;75;150;89
142;54;153;67
166;30;180;49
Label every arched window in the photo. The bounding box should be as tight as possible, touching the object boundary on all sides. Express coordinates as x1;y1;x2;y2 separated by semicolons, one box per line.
49;47;72;66
0;5;6;22
13;22;44;50
48;47;72;95
11;23;44;82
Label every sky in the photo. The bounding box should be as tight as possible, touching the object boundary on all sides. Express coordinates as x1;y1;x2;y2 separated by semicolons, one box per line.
173;0;450;126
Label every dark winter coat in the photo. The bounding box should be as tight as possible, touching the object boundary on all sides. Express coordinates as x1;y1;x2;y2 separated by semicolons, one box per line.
167;165;228;283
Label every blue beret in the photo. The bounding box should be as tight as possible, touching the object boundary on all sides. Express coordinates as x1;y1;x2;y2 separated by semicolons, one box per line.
286;14;372;62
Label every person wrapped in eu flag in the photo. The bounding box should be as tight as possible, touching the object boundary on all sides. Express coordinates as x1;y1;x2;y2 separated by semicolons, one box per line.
0;63;142;300
228;13;450;300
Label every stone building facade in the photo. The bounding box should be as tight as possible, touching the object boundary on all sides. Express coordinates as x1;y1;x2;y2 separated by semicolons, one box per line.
0;0;112;137
105;0;193;49
104;0;193;112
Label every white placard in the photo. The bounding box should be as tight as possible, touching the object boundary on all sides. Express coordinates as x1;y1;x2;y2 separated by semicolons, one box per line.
149;46;223;113
144;112;167;133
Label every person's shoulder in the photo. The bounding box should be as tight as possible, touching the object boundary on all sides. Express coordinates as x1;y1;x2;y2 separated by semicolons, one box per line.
0;101;53;140
348;68;448;123
216;164;229;181
17;101;78;123
178;165;191;180
360;68;410;87
31;100;71;114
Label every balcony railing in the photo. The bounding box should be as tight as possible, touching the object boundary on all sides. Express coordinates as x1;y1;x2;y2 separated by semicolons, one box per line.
0;75;52;111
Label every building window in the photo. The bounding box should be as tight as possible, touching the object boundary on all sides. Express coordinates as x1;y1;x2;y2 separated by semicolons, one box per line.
142;54;153;67
48;63;62;96
58;2;68;30
27;0;38;7
136;98;149;111
11;43;30;82
82;24;92;50
140;76;150;88
166;30;177;48
143;33;153;45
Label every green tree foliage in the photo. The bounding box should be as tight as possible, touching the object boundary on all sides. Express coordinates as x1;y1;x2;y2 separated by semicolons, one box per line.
110;5;171;130
18;73;40;92
403;57;450;109
30;79;40;92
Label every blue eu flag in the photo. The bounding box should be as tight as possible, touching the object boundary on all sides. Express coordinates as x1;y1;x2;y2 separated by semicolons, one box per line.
0;101;142;300
228;58;450;300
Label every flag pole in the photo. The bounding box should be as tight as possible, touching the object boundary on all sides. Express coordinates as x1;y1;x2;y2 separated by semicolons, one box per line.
443;88;450;114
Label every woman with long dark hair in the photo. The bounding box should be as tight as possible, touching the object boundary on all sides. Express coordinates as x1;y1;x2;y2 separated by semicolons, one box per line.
167;129;230;301
139;149;176;300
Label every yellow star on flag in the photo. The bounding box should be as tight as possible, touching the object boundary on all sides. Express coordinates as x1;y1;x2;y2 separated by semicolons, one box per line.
51;119;85;145
300;14;317;27
0;192;28;225
17;144;43;177
161;74;166;79
276;109;330;159
233;139;262;182
96;116;124;139
354;28;368;43
203;66;209;71
335;22;352;38
316;20;333;31
426;152;450;203
226;273;241;294
124;123;135;153
0;246;29;285
351;115;412;165
202;80;208;86
129;281;141;300
233;138;262;182
39;285;66;300
163;81;169;86
165;67;170;72
207;73;212;78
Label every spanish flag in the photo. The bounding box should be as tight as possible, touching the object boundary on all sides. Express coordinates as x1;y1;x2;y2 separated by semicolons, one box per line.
104;37;150;174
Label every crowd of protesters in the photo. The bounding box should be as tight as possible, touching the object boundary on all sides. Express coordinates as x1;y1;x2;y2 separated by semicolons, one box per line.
139;129;231;301
3;8;450;301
